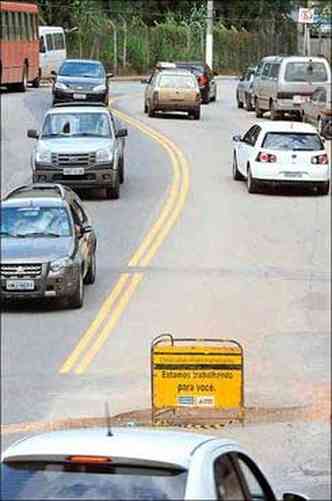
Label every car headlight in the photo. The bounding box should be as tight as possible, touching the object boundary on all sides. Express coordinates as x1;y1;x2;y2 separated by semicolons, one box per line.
96;148;113;163
50;257;72;273
54;82;68;90
36;149;52;163
93;84;107;92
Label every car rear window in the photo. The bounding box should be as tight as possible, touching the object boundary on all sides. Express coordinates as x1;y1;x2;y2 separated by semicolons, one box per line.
262;132;324;151
59;62;104;78
159;74;196;89
284;62;328;82
1;462;188;500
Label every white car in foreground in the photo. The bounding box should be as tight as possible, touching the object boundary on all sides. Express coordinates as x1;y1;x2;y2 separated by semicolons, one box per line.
1;427;309;500
232;122;330;195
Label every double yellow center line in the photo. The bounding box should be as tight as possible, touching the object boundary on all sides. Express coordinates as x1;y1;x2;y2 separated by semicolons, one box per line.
59;106;190;374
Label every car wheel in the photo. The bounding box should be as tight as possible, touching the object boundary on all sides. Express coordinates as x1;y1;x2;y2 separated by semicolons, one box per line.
15;64;28;92
245;93;254;111
119;156;125;184
32;69;41;88
233;153;244;181
84;251;96;285
68;271;84;309
202;87;209;104
106;171;120;199
247;167;259;194
193;108;201;120
255;98;263;118
270;101;279;121
236;92;244;109
144;102;148;113
147;101;155;117
316;180;330;196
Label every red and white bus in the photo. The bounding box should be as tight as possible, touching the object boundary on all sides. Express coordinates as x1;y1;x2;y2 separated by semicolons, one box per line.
0;1;39;90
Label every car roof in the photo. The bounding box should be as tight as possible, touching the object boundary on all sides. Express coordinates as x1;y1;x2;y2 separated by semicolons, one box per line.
2;427;235;469
2;197;65;208
175;61;205;66
256;121;319;134
158;69;195;77
62;59;103;65
46;105;110;115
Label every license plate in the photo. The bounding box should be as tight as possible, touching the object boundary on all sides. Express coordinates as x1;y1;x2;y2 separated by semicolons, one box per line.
293;95;305;104
63;167;85;175
284;171;303;178
6;279;35;291
73;93;87;100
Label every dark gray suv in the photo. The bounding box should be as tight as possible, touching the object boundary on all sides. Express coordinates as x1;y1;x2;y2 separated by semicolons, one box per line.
0;184;97;309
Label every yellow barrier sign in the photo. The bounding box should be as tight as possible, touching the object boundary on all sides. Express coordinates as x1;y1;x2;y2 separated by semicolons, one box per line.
151;335;244;424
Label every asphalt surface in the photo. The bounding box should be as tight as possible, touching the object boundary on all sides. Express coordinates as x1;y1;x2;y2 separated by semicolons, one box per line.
1;81;331;499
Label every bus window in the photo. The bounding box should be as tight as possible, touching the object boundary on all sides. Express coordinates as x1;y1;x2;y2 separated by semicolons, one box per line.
32;14;38;40
26;12;32;41
40;36;46;53
1;12;9;41
46;33;54;50
54;33;65;50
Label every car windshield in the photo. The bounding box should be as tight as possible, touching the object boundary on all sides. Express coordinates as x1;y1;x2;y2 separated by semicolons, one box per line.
159;75;196;89
41;113;112;138
0;207;72;238
262;132;324;151
59;62;104;78
284;62;328;82
1;462;188;500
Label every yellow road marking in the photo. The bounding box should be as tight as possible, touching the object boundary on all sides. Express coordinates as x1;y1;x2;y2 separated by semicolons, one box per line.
59;99;190;374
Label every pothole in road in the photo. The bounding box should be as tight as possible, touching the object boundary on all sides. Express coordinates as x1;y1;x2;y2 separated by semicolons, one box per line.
2;401;330;435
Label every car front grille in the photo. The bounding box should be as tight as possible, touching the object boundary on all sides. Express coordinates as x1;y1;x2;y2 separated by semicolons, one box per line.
0;263;42;278
51;152;96;168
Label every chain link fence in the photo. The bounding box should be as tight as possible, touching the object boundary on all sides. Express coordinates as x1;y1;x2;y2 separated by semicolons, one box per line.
67;17;298;75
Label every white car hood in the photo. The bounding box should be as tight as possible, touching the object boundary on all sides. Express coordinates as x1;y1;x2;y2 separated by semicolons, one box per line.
37;137;114;153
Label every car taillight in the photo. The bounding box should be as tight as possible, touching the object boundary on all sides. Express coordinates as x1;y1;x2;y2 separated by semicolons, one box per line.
198;74;208;86
311;154;328;165
67;455;113;464
256;152;277;163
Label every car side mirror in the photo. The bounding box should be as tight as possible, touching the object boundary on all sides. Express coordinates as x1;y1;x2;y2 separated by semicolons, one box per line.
27;129;39;139
213;69;218;76
240;76;245;81
116;128;128;138
283;492;309;501
233;135;242;142
141;78;149;84
50;70;57;77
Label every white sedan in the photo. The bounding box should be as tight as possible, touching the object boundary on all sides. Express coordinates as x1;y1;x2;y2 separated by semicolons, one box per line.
232;122;330;195
1;427;309;500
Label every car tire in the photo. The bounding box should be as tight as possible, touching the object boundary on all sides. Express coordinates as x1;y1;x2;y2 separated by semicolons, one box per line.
233;153;244;181
68;271;84;309
237;93;244;109
106;171;120;199
119;156;125;184
270;101;279;121
15;64;28;92
247;167;259;194
202;87;209;104
316;180;330;196
245;93;254;111
193;108;201;120
144;102;148;113
32;69;41;88
84;251;96;285
255;98;263;118
147;101;155;117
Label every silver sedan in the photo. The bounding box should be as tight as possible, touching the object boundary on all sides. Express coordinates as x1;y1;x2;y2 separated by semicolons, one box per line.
1;427;309;500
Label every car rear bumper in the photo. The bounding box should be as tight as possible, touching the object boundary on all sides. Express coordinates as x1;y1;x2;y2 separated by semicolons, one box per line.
53;90;107;103
155;104;200;112
252;163;330;182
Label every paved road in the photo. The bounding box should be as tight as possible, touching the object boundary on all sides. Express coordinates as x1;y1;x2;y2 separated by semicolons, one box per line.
1;81;330;499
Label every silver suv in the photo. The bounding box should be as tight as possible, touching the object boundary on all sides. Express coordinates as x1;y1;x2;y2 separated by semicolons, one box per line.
253;56;332;120
27;103;127;199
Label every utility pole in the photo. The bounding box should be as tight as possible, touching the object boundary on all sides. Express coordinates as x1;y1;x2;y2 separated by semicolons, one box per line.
206;0;214;68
